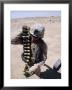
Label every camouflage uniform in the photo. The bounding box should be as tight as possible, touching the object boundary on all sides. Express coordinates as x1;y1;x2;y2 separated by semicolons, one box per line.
11;25;47;77
24;24;47;77
31;39;47;64
28;39;47;76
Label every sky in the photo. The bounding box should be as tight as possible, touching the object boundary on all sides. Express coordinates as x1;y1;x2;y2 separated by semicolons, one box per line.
11;11;61;19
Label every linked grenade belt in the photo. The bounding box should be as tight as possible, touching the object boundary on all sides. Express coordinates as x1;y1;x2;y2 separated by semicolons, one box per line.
21;26;34;66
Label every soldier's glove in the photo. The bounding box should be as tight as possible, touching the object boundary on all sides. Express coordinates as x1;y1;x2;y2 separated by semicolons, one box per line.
24;71;34;77
23;64;29;72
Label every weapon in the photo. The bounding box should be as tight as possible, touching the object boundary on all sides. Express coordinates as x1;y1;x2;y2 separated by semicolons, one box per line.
53;59;61;71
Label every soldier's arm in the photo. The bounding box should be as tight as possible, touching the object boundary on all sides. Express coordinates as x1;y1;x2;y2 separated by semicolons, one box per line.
11;32;23;45
35;42;47;66
43;41;47;61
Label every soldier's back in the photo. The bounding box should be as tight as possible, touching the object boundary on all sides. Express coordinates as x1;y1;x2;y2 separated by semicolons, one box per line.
31;39;47;64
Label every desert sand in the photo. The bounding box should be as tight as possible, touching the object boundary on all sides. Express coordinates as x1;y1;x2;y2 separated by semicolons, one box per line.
11;16;61;79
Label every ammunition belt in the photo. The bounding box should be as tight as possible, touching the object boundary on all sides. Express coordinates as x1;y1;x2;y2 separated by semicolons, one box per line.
22;27;33;66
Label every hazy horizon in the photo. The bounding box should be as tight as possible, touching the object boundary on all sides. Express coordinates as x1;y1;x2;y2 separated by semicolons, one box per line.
11;11;61;19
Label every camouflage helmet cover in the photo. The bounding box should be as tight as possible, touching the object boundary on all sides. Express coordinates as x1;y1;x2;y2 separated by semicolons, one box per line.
30;24;45;38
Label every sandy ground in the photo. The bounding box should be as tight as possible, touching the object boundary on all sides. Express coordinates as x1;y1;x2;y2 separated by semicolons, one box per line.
11;16;61;79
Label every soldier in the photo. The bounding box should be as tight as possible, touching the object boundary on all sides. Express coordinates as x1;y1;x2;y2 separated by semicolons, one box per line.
11;24;47;77
24;24;47;77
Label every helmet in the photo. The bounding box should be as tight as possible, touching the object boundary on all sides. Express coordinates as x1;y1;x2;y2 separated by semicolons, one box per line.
30;24;45;38
22;25;30;33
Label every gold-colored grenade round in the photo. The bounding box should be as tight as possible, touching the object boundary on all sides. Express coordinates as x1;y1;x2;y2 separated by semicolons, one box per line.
24;53;30;56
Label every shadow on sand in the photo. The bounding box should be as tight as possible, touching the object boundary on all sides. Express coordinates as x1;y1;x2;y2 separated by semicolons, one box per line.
40;64;61;79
